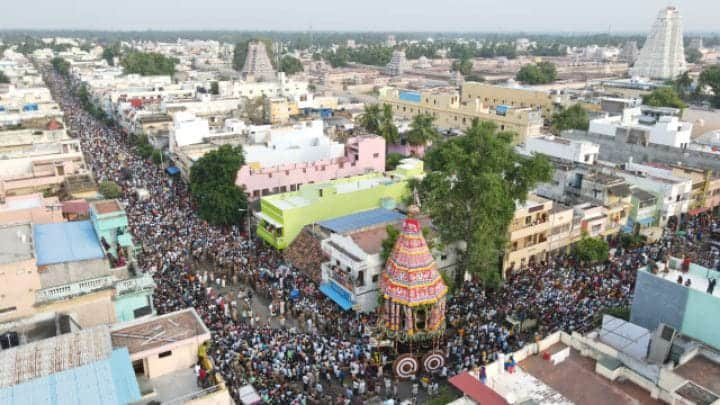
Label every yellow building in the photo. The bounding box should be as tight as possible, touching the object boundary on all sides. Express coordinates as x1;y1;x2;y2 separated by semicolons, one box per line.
503;195;578;276
461;82;560;120
379;87;543;143
264;97;291;125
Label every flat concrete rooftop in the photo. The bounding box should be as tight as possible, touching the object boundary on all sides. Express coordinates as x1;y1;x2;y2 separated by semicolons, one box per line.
0;223;34;264
674;355;720;398
519;343;662;405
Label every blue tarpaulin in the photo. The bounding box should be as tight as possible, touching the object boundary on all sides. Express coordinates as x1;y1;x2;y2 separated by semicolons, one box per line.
165;166;180;175
33;221;104;266
399;91;421;103
319;282;353;311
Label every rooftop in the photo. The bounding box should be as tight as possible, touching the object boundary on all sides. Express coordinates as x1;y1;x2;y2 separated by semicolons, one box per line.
110;308;210;355
0;325;112;388
518;344;662;405
91;199;123;215
33;220;104;266
645;262;720;299
0;223;34;264
317;208;405;234
631;188;657;203
674;355;720;398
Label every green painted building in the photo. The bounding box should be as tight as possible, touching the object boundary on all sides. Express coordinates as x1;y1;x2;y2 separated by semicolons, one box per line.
256;158;424;249
90;199;134;260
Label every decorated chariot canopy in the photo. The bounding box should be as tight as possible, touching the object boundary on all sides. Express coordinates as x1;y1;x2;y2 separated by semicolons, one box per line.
379;206;448;341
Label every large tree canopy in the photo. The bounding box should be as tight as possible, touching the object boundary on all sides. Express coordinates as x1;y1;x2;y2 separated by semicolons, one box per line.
515;61;557;85
190;145;248;226
699;65;720;108
121;51;178;76
551;104;589;134
406;113;439;146
420;120;553;287
642;87;688;110
280;55;304;75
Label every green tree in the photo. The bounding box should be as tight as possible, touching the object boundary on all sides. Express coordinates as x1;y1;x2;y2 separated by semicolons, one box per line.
51;57;70;77
685;48;702;64
120;51;178;76
280;55;304;75
0;70;9;84
672;71;694;100
378;104;399;145
573;234;609;263
386;153;405;171
420;120;553;287
699;65;720;108
643;87;688;110
551;104;589;134
515;61;557;84
210;81;219;95
406;113;439;146
190;145;248;226
99;181;122;199
381;224;401;262
102;42;122;66
451;58;473;75
151;149;163;165
358;103;381;133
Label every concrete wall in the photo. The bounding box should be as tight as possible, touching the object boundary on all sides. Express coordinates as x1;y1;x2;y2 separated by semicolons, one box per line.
36;289;116;327
145;342;199;379
564;130;720;172
631;270;688;332
0;258;41;323
114;293;153;324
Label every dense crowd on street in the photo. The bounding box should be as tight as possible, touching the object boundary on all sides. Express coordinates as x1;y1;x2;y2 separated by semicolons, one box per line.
43;67;719;404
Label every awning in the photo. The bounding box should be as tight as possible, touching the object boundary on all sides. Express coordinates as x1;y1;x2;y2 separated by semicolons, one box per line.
688;207;709;216
254;211;283;228
319;282;353;311
449;372;509;405
165;166;180;175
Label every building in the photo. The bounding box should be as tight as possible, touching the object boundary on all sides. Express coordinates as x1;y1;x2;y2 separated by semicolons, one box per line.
110;308;233;405
255;158;423;249
615;162;693;226
632;258;720;349
589;106;692;148
379;87;542;142
235;135;385;198
619;41;639;64
461;82;561;120
0;119;89;198
0;193;64;225
385;50;408;76
519;135;599;165
0;203;154;326
315;209;461;313
625;188;660;238
0;325;142;405
241;41;276;81
630;6;687;80
264;96;290;125
503;195;579;275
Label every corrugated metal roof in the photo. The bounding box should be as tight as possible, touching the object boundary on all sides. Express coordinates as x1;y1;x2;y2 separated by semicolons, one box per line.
33;221;105;265
0;348;141;405
317;209;405;234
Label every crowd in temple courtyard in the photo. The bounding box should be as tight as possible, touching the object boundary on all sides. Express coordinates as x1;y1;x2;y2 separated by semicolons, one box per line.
44;67;720;404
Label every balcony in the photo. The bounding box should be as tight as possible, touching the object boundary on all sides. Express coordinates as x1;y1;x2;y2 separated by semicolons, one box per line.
509;219;550;240
115;274;156;296
36;276;115;304
321;262;365;294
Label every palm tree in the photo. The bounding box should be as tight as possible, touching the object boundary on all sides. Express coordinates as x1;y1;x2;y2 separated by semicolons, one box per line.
378;104;399;145
406;113;439;146
358;103;381;133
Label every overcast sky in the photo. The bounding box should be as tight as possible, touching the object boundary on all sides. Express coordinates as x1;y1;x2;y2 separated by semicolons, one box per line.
1;1;717;32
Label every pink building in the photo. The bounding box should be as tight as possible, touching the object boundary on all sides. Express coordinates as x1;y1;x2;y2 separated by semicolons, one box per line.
236;135;386;198
387;142;426;158
0;193;64;225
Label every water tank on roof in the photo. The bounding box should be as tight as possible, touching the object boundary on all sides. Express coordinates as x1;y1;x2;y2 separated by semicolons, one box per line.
496;105;510;116
22;103;38;112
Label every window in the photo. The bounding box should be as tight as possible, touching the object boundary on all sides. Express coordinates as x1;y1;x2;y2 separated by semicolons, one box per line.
372;274;379;283
158;351;172;358
373;153;379;158
525;216;532;225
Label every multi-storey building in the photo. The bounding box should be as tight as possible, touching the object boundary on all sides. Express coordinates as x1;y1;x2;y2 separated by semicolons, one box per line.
461;82;563;120
255;159;423;249
379;87;543;142
631;6;687;80
503;195;579;275
589;106;692;148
